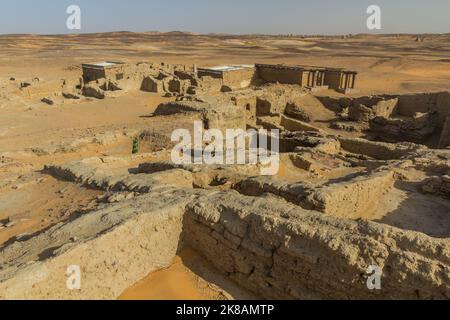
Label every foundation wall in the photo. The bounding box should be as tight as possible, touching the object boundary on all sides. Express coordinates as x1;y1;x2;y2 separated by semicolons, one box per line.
280;114;321;132
19;81;65;98
183;191;450;300
306;171;396;218
338;137;416;160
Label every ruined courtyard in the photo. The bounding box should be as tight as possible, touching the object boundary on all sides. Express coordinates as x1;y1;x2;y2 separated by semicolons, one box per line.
0;32;449;300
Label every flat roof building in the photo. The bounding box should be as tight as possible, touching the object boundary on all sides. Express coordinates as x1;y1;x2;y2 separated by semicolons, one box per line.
81;61;126;83
255;64;328;90
197;65;256;91
255;63;357;93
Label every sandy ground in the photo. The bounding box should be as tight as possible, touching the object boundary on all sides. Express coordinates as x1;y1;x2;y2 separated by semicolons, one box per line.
119;248;256;300
0;175;102;246
0;92;171;153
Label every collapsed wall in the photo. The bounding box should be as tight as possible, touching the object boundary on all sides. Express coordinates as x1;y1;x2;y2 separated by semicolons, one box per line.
316;92;450;147
371;92;450;145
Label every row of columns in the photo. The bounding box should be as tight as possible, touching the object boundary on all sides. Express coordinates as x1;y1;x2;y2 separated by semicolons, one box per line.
305;70;326;87
340;72;356;90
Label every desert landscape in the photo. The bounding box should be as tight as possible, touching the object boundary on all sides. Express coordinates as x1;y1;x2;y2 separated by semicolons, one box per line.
0;32;449;300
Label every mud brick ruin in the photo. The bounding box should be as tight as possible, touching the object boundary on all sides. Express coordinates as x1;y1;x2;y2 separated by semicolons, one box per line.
323;68;358;94
256;64;328;90
78;61;357;97
197;65;257;92
255;63;357;93
81;61;126;83
0;59;449;300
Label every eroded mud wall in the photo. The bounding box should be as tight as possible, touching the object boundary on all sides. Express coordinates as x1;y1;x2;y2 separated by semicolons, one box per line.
183;191;450;300
0;193;188;299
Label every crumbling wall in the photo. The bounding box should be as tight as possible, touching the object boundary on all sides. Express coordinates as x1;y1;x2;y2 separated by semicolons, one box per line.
319;93;450;141
305;170;396;218
13;78;67;99
141;76;164;93
80;62;195;97
422;175;450;198
233;168;396;219
315;96;352;113
397;93;438;117
197;76;223;93
278;132;340;153
222;68;256;90
349;98;398;122
438;114;450;148
230;92;259;127
436;93;450;126
82;84;105;99
370;112;439;144
183;191;450;299
0;191;190;299
255;85;307;116
338;137;419;160
154;101;246;132
280;115;321;132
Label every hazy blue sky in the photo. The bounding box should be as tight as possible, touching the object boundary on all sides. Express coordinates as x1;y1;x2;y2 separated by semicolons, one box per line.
0;0;449;35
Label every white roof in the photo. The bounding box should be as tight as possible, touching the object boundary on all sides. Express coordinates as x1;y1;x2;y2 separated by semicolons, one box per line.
205;64;254;72
91;62;121;67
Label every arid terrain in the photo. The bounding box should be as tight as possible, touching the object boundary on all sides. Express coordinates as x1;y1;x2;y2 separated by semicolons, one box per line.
0;32;449;300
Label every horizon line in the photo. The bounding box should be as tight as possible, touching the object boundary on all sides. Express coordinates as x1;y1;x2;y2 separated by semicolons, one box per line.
1;30;449;37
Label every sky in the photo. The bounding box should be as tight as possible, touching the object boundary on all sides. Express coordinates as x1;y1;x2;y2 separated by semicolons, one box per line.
0;0;449;35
